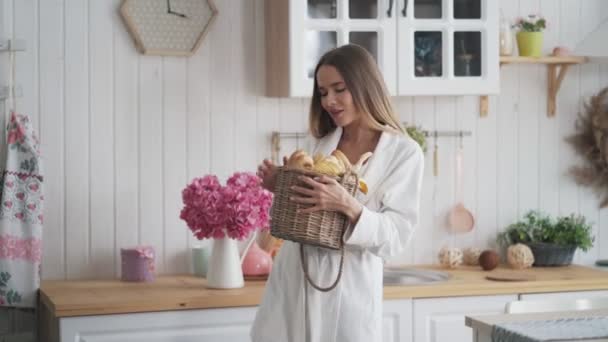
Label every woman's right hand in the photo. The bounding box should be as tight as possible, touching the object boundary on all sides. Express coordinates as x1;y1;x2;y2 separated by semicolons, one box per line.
257;157;287;192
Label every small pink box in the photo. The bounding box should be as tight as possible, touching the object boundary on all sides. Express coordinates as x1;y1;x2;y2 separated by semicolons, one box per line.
121;246;156;282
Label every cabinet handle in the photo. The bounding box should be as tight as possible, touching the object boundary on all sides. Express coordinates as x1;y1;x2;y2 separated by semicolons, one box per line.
387;0;394;17
401;0;408;16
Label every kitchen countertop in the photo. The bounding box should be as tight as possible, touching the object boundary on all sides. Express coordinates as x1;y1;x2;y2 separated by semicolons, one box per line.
40;265;608;318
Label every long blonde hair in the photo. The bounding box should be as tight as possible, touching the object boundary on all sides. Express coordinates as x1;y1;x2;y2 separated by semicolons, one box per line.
309;44;404;139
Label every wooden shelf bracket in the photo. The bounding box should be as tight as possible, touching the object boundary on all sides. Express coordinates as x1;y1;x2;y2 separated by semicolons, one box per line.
546;64;570;117
479;56;587;118
479;95;489;117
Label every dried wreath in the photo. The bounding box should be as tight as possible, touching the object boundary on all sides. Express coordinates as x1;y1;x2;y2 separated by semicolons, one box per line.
566;87;608;207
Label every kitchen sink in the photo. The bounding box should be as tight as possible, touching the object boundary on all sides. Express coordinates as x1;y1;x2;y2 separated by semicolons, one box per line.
383;267;450;286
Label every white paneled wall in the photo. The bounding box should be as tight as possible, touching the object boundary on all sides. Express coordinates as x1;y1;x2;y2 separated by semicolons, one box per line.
0;0;607;280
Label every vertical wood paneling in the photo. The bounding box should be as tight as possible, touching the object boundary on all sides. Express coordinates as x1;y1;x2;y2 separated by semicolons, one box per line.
209;0;235;181
89;0;115;279
185;45;211;179
14;0;38;130
113;0;139;275
476;94;498;248
138;57;164;274
278;98;306;155
39;0;65;280
599;3;608;261
185;13;212;252
162;58;188;273
456;96;477;249
600;62;608;260
411;97;435;264
538;0;560;218
576;0;602;264
64;0;90;279
496;0;519;235
557;0;581;217
234;0;259;173
433;97;456;252
395;97;414;125
517;0;541;216
0;0;12;191
4;0;607;279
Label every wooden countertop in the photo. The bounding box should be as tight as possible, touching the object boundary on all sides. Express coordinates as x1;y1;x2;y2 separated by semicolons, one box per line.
40;265;608;318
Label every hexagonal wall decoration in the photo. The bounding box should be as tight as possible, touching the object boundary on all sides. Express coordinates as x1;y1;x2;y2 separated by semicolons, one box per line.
120;0;218;57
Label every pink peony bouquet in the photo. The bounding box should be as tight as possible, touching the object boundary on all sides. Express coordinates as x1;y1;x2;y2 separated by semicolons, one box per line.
180;172;273;241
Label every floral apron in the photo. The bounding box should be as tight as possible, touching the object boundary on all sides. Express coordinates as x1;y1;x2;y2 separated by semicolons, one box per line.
0;111;43;308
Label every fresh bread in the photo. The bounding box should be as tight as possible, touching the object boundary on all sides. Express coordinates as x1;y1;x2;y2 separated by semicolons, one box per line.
287;149;306;164
331;150;352;171
287;150;313;170
312;155;345;176
289;154;314;170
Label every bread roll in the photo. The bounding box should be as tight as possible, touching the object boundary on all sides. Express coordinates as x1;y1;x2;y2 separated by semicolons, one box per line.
313;157;343;176
289;154;314;170
331;150;352;171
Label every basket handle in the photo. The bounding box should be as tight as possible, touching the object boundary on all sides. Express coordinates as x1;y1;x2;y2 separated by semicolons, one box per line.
299;244;344;292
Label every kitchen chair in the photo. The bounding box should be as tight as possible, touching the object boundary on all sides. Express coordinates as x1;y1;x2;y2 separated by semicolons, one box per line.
505;296;608;314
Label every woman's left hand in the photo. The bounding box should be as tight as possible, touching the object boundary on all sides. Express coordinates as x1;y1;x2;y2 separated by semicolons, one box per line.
290;175;363;223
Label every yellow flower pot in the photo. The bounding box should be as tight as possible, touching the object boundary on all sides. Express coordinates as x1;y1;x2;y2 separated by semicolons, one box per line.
517;31;543;57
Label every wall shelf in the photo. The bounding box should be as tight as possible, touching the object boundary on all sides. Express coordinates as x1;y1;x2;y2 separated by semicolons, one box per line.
479;55;589;118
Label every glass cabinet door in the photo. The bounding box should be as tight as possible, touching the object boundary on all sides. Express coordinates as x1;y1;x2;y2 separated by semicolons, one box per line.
308;0;338;19
349;0;378;19
453;31;481;77
453;0;480;19
306;31;338;78
414;0;442;19
291;0;397;96
397;0;499;95
344;0;397;94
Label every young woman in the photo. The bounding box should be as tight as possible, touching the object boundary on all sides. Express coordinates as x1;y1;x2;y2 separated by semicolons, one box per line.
251;44;424;342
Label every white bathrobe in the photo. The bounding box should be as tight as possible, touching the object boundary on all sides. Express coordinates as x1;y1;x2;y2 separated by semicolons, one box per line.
251;127;424;342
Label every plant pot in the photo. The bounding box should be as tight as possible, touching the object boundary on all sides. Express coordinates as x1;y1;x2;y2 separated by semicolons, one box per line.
525;242;576;266
517;32;543;57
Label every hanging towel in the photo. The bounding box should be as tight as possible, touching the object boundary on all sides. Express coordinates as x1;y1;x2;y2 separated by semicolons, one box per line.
0;111;43;308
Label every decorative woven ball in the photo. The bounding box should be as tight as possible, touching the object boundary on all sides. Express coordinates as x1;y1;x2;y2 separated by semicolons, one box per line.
463;247;482;266
478;250;499;271
438;247;463;269
507;243;535;269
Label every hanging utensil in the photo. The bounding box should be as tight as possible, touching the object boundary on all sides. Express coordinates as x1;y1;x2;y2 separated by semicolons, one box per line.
433;132;438;177
447;133;475;233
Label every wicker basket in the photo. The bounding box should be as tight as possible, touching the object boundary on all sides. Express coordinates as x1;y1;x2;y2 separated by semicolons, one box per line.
270;167;358;250
526;242;576;266
270;167;358;292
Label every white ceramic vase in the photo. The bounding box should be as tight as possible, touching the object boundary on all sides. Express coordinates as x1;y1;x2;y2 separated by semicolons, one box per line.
206;237;244;289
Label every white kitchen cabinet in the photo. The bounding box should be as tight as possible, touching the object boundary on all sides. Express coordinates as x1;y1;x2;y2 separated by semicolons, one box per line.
44;292;608;341
265;0;498;97
519;290;608;302
48;299;410;342
412;294;517;342
383;299;413;342
56;306;257;342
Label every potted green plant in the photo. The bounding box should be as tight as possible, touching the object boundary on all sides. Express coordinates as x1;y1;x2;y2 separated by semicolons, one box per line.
406;125;427;153
497;210;594;266
515;14;547;57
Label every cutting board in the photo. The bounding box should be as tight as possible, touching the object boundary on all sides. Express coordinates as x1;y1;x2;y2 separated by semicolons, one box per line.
485;271;536;282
